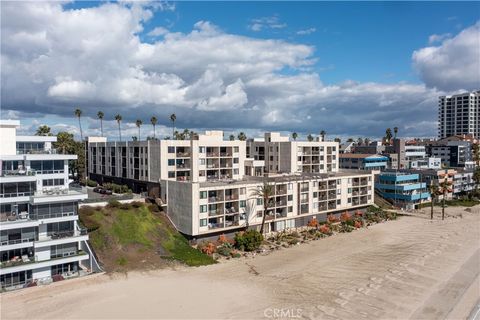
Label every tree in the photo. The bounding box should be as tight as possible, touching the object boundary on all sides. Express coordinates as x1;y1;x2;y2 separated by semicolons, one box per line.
394;126;399;139
35;125;52;136
307;134;314;142
132;136;138;141
237;132;247;141
150;116;158;139
54;131;75;154
229;134;235;141
472;143;479;166
135;119;143;141
347;138;354;143
250;182;274;234
170;113;176;139
385;128;392;145
334;137;341;143
97;111;104;137
428;182;439;220
320;130;326;141
357;137;364;146
74;108;83;140
439;178;451;221
292;132;298;141
473;167;480;190
114;114;122;141
364;138;371;146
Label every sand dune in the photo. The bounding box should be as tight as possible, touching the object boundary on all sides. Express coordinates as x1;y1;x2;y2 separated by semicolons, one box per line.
1;205;479;319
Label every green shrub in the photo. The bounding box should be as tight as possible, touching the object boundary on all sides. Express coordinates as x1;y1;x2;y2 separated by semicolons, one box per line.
116;257;127;266
107;199;121;208
217;246;232;257
131;201;144;208
234;230;263;252
119;202;132;210
86;179;98;187
231;252;241;258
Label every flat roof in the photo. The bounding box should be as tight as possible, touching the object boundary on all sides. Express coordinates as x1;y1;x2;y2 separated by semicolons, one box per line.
340;153;388;159
16;136;57;142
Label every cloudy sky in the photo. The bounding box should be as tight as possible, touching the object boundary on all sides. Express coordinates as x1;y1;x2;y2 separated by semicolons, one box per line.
1;1;479;140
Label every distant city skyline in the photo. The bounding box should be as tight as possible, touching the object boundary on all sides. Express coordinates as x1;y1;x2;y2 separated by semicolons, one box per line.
1;1;479;140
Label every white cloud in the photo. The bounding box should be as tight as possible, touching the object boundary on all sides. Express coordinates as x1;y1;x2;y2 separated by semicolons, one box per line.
147;26;169;37
248;16;287;32
428;33;451;44
413;22;480;91
297;28;316;35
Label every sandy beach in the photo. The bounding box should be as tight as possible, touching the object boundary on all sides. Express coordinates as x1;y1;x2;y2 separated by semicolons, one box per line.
1;205;479;320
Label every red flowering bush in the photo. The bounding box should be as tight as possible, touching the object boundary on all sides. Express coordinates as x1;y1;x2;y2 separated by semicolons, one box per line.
354;220;363;229
355;210;363;217
340;212;352;223
199;241;217;255
218;234;228;244
319;224;332;235
307;218;319;228
327;214;338;223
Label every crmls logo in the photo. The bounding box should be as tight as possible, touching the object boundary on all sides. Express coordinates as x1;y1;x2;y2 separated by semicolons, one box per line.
264;308;303;318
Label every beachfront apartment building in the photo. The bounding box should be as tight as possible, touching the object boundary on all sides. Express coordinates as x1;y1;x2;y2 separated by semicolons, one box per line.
339;154;389;172
438;91;479;139
0;120;95;290
89;131;375;237
375;171;430;210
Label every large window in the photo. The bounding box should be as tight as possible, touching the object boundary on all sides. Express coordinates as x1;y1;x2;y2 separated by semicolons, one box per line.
43;179;65;187
0;270;32;288
0;182;35;197
30;160;64;174
33;202;76;219
51;243;77;258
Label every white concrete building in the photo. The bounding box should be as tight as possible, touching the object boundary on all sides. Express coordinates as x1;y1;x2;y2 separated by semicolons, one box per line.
438;91;479;139
0;121;96;290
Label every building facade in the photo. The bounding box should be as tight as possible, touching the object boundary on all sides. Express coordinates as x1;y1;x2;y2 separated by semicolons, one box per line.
438;91;479;139
0;121;95;290
89;132;375;237
339;154;389;172
375;172;430;209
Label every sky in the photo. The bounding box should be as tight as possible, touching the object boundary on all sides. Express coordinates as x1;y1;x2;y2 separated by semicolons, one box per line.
1;1;479;141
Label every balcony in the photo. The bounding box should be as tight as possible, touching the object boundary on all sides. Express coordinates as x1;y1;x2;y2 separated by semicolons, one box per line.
0;191;34;199
0;170;36;178
176;152;190;158
224;194;238;201
0;237;35;247
0;256;35;269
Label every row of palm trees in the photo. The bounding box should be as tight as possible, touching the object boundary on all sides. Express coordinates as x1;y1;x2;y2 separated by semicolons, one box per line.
291;130;326;141
428;178;452;220
74;108;177;141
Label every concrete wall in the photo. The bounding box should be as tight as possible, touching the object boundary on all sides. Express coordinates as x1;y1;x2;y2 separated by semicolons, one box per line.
166;180;193;235
0;120;19;156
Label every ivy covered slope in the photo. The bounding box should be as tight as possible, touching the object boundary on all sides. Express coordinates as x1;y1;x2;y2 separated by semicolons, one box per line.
79;201;215;271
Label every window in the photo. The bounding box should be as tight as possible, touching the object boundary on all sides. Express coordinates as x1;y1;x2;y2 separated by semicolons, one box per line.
313;202;318;209
200;219;207;227
240;188;246;195
287;195;293;201
348;188;352;193
288;183;293;190
240;200;246;208
257;211;263;218
199;159;205;165
200;205;207;213
337;189;341;195
200;191;207;199
233;158;239;164
336;199;341;205
234;147;239;153
168;171;175;178
313;181;318;187
313;192;318;198
199;147;205;153
288;206;293;213
168;159;175;166
337;179;341;184
348;198;352;203
233;169;239;175
168;147;175;153
257;198;263;206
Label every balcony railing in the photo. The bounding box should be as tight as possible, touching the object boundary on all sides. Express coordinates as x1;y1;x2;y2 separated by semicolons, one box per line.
225;207;238;214
208;222;224;229
0;237;35;246
224;195;238;201
176;152;190;157
0;191;34;198
225;220;239;227
0;170;36;177
208;210;222;217
17;149;57;155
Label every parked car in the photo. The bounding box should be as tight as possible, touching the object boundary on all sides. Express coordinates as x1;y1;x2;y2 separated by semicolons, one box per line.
99;188;112;195
93;187;102;193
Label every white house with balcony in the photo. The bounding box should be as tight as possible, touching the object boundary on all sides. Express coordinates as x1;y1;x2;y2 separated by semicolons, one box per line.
0;120;99;290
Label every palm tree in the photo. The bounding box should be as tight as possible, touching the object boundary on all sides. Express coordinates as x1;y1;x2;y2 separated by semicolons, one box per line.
364;138;371;146
114;114;122;141
150;116;158;139
347;138;354;143
394;126;399;139
238;132;247;141
229;134;235;141
439;178;451;220
307;134;314;142
251;182;275;234
35;125;52;136
170;113;176;139
334;137;341;143
97;111;104;137
135;119;143;141
385;128;392;145
320;130;326;141
292;132;298;141
357;137;364;146
428;182;439;220
74;108;83;140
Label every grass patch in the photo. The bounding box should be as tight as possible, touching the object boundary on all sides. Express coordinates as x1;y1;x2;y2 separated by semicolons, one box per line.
79;202;214;271
442;199;480;207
